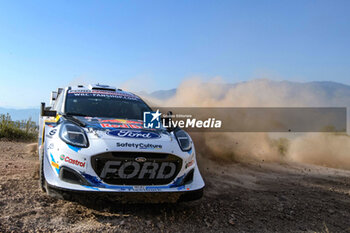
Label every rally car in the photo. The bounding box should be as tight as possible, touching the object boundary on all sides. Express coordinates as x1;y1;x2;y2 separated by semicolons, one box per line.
38;84;204;202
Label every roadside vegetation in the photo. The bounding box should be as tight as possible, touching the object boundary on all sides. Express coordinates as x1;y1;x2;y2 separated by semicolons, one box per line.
0;114;37;141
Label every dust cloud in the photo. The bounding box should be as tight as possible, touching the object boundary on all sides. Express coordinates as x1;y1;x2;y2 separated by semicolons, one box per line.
287;133;350;170
143;77;350;169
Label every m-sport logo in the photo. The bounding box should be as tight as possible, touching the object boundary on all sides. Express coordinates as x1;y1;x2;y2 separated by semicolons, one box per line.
107;129;160;139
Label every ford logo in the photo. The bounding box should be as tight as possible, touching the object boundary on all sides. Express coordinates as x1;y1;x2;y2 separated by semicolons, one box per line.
107;129;160;139
135;157;147;162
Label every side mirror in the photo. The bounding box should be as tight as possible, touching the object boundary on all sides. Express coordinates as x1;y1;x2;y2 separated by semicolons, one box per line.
41;102;57;117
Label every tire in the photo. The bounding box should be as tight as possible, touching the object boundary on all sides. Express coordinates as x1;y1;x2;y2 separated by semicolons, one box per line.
39;150;72;200
39;151;46;192
45;184;72;200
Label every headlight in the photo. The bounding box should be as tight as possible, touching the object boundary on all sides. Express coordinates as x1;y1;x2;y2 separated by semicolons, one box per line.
59;123;89;148
174;128;192;151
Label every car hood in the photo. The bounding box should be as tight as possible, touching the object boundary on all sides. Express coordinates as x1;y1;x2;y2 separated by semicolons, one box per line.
72;116;170;141
73;116;145;130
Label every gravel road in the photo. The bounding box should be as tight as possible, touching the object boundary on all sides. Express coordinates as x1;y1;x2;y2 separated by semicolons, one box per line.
0;140;350;232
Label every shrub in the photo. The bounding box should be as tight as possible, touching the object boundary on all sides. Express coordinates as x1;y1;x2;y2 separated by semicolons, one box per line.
0;114;37;141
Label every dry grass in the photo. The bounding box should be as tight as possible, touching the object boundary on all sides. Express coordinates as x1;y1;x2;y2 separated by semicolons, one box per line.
0;114;37;141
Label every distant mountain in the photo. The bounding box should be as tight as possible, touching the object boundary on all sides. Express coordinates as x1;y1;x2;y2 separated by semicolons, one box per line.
1;80;350;123
148;88;177;99
0;107;39;123
146;80;350;107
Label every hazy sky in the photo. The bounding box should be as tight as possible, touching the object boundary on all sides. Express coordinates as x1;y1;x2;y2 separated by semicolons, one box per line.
0;0;349;108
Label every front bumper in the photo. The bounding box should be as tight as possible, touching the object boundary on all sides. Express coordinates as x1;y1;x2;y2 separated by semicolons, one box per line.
46;182;204;202
43;145;205;194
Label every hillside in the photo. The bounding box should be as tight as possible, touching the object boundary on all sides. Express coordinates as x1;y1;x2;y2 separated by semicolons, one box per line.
1;80;350;123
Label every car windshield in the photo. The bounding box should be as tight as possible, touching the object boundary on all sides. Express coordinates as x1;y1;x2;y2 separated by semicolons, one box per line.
64;90;152;120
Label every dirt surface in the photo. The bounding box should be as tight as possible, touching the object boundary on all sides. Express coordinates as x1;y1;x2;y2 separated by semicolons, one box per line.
0;141;350;232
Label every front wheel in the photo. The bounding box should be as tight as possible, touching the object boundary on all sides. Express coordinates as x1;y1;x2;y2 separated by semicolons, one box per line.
39;151;46;192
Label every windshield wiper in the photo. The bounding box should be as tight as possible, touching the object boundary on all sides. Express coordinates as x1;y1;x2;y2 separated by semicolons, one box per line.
62;113;87;127
65;112;90;117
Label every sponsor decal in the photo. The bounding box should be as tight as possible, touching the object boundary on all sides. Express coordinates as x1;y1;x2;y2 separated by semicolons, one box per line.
100;119;143;124
50;153;59;174
60;154;86;168
133;186;161;192
71;118;144;130
116;142;162;150
100;123;129;129
107;129;160;139
100;122;143;129
51;161;59;169
75;117;146;130
100;161;176;179
143;110;162;129
133;186;147;192
45;122;56;128
67;90;140;101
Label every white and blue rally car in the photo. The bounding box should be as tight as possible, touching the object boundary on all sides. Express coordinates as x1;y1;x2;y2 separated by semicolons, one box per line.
38;84;204;202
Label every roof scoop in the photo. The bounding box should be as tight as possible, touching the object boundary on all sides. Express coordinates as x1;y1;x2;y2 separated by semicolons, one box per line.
88;84;117;91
